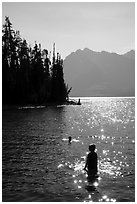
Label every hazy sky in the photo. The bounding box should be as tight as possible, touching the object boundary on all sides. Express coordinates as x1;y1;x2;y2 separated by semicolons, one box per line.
2;2;135;59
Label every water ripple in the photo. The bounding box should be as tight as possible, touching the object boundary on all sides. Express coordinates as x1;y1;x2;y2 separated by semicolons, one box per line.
3;98;135;202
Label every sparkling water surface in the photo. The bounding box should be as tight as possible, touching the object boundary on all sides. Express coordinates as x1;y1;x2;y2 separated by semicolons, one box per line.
2;97;135;202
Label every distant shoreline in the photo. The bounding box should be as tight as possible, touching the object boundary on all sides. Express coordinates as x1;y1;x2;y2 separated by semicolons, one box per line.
3;96;135;110
2;100;81;110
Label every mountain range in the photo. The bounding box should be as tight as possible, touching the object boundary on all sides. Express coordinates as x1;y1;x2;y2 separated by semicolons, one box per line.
64;49;135;97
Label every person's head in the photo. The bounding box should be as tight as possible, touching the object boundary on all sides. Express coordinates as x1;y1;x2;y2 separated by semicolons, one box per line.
68;136;71;142
89;144;96;152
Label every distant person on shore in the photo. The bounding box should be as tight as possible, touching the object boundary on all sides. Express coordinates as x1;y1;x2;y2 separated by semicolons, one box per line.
83;144;98;180
77;98;81;105
68;136;72;144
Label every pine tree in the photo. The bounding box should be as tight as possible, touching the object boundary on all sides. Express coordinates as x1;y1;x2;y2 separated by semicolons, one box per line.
15;39;31;103
50;50;69;103
2;16;17;103
30;42;45;103
2;17;71;105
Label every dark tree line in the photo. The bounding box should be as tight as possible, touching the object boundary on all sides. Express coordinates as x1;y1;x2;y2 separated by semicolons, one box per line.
2;16;71;105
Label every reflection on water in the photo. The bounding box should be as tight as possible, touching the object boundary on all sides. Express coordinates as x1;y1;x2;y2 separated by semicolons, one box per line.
3;98;135;202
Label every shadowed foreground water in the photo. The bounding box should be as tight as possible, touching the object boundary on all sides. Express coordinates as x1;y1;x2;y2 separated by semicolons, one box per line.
2;97;135;202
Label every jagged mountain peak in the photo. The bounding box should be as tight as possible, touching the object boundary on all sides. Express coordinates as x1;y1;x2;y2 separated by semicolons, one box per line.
64;48;135;97
123;50;135;59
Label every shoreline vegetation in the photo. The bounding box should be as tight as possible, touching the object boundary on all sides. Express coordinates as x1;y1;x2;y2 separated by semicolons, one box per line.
2;99;81;110
2;16;81;106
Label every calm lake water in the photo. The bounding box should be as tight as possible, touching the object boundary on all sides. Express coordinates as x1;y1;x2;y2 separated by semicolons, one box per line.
2;97;135;202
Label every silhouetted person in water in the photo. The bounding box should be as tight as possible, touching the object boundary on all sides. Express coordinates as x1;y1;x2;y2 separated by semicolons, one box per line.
68;136;72;144
84;144;98;181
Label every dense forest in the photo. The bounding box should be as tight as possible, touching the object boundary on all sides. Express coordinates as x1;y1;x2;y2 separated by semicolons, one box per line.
2;16;71;105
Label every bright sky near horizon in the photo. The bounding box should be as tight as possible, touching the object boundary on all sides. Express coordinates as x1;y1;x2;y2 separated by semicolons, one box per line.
2;2;135;59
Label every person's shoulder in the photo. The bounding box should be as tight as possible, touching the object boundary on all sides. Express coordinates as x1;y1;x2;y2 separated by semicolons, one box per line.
94;152;97;156
88;152;97;157
87;152;92;157
88;152;93;157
